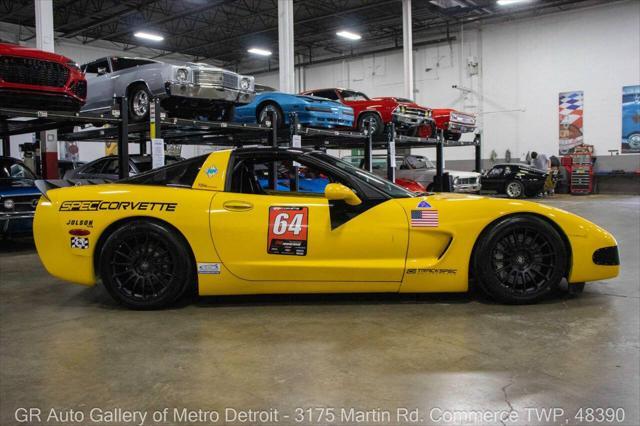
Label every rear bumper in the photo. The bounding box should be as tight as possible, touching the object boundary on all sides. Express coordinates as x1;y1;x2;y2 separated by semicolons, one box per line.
292;110;354;129
166;82;254;104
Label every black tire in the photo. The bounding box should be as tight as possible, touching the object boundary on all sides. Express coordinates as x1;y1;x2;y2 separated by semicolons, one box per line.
504;180;525;198
99;220;194;309
358;112;384;137
128;84;151;122
208;103;235;122
426;183;434;192
257;102;284;128
444;131;461;142
474;215;567;304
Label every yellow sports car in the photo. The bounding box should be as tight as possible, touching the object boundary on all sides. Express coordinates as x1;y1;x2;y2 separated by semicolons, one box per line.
33;147;619;309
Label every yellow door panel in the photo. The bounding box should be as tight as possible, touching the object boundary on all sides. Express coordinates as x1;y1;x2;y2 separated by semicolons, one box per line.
210;192;408;284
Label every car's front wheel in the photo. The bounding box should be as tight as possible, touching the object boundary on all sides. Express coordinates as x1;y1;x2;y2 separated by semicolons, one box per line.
128;84;151;122
99;220;194;309
474;215;567;304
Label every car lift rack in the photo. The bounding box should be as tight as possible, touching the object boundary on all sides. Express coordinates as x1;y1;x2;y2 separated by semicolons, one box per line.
0;96;482;192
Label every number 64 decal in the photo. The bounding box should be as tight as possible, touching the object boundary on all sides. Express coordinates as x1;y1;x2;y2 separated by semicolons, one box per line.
268;206;308;256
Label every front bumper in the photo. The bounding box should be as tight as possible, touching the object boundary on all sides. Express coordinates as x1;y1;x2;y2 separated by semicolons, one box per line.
393;112;434;128
0;212;34;235
447;121;476;134
453;183;482;193
0;88;84;112
166;82;255;105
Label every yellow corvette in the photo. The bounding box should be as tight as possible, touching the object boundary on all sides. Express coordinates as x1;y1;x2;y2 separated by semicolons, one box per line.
33;147;619;309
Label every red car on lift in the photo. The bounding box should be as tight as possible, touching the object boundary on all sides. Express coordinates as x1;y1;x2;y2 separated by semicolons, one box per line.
301;88;433;137
431;108;476;141
0;43;87;111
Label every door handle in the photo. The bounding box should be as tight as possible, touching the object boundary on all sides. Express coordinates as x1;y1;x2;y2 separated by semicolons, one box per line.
223;200;254;212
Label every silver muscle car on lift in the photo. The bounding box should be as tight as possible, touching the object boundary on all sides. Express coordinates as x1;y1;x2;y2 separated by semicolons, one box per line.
80;56;255;122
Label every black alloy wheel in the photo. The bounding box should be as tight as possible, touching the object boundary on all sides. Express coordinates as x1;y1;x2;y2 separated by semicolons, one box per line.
99;221;194;309
474;215;567;304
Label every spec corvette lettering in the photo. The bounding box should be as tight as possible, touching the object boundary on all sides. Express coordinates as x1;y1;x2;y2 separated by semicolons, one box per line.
59;200;177;212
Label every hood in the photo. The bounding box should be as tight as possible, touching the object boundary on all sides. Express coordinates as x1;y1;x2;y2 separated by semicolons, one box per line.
0;179;40;197
0;42;72;64
445;170;480;178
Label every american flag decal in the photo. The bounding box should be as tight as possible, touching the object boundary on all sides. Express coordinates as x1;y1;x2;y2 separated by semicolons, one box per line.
411;209;439;227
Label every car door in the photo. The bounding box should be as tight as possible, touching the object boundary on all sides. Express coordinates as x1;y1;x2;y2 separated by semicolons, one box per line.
209;152;409;284
482;166;505;191
82;58;115;112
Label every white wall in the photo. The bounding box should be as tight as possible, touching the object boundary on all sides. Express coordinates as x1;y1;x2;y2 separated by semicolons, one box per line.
254;0;640;163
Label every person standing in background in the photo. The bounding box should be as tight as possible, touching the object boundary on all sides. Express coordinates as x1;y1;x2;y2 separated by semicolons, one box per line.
530;151;550;171
530;151;555;196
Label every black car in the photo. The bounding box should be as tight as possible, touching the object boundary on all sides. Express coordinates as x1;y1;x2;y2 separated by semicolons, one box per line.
481;163;547;198
0;157;41;236
63;154;183;181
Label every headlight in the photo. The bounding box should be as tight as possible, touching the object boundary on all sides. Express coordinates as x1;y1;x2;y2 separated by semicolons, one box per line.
240;78;251;90
176;68;188;82
453;177;459;185
427;109;432;117
399;105;406;113
3;199;15;210
66;60;80;71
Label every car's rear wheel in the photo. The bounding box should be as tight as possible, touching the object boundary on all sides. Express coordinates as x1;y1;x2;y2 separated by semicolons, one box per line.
257;103;284;128
474;215;567;304
505;180;525;198
358;112;383;137
99;220;194;309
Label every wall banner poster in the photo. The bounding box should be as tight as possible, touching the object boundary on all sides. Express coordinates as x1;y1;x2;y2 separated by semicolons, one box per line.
622;85;640;153
559;90;584;155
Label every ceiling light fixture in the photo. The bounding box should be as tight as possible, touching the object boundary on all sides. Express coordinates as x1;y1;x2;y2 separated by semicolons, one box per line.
248;48;272;56
134;31;164;41
496;0;530;5
336;30;362;41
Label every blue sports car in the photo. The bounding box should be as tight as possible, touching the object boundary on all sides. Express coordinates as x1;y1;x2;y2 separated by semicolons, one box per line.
1;156;41;237
233;85;354;129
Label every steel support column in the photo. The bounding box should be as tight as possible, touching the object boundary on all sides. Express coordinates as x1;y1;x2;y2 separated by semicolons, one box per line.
402;0;414;100
118;97;130;180
278;0;295;93
35;0;58;178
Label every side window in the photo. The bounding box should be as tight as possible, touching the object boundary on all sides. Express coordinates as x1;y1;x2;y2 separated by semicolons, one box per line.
488;167;504;177
314;90;339;101
82;159;108;174
230;157;336;196
101;159;120;175
84;59;110;75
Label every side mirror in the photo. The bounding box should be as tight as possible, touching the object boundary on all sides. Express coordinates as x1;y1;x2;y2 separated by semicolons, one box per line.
97;67;107;76
324;183;362;206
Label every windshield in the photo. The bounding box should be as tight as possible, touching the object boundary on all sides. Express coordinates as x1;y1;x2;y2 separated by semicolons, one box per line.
0;159;36;180
340;90;369;101
405;155;435;169
309;152;414;198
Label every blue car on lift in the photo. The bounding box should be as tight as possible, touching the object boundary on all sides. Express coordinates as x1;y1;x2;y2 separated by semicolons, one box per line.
233;85;354;129
1;157;41;237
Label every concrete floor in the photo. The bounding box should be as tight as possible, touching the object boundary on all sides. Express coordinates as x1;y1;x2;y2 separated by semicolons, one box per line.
1;195;638;426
